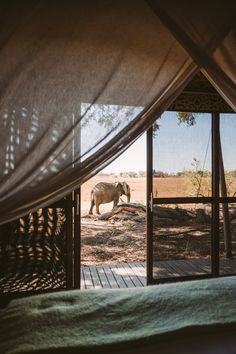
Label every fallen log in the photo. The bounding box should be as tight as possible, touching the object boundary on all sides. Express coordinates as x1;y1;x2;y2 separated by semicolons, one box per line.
97;203;146;221
97;212;114;220
117;202;146;212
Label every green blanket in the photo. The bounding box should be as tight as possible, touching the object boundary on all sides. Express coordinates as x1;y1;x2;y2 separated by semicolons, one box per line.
1;276;236;354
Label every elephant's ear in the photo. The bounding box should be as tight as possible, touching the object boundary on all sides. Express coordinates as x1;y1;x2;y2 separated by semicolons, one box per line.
115;182;122;189
122;182;129;195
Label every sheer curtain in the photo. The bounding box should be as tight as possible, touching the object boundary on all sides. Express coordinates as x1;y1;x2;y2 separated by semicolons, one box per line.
148;0;236;110
0;0;235;223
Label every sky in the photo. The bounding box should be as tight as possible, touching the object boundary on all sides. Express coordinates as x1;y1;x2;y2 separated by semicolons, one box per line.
153;112;212;174
102;111;236;174
102;133;146;173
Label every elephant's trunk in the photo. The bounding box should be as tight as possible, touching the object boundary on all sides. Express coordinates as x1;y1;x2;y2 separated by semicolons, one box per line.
127;192;131;203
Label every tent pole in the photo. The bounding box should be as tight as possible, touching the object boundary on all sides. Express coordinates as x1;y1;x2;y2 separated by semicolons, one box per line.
219;137;232;258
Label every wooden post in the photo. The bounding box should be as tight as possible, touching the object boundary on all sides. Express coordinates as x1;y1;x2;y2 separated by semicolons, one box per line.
74;188;81;288
219;139;232;258
72;111;81;289
212;112;220;276
146;127;153;285
66;192;74;289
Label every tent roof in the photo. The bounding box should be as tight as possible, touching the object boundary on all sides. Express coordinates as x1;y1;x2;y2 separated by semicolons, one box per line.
169;72;233;113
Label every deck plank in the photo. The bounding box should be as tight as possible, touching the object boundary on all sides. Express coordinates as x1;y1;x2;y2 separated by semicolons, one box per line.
83;267;94;289
188;259;211;274
112;264;134;288
220;258;236;275
171;260;196;276
176;259;207;276
132;262;147;284
196;259;211;273
89;266;103;289
154;261;176;278
126;263;146;286
124;263;144;287
80;269;86;289
115;264;136;288
81;259;236;289
102;264;119;288
108;264;127;288
95;265;111;289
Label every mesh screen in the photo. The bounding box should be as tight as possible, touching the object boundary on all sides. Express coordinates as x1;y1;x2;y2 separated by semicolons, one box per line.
0;204;67;294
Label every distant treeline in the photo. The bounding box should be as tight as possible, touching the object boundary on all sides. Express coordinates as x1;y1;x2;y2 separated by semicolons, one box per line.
153;170;211;178
98;169;236;178
154;170;236;178
98;171;146;178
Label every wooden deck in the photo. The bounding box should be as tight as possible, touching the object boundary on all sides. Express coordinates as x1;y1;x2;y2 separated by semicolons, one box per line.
81;262;146;289
81;258;236;289
154;258;236;278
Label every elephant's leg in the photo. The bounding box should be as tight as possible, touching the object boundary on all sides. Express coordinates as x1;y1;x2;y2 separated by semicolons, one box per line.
95;201;101;214
89;198;95;215
113;197;119;209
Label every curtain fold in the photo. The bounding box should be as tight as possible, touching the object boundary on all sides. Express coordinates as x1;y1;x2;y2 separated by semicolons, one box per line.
0;0;235;223
148;0;236;110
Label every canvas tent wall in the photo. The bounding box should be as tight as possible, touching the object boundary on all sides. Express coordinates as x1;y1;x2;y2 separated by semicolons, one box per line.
0;0;235;225
0;0;235;295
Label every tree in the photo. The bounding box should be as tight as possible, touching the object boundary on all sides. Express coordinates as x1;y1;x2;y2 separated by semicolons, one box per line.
177;112;232;258
177;112;196;126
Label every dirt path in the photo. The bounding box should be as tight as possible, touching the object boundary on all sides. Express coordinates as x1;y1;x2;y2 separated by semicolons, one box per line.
81;215;146;266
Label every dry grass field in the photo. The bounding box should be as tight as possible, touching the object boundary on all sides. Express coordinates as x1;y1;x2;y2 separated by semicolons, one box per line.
81;176;146;266
80;174;210;214
81;176;146;215
80;175;236;266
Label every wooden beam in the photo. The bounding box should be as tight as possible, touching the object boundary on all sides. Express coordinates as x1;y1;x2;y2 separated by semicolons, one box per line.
219;139;233;258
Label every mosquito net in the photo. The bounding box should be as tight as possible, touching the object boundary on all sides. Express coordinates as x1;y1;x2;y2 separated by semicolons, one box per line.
0;0;235;223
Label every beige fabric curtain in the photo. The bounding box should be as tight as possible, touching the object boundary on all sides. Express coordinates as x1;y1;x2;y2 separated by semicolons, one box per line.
0;0;235;223
148;0;236;110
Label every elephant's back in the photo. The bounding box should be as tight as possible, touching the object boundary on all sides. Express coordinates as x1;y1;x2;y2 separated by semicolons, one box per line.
92;182;115;193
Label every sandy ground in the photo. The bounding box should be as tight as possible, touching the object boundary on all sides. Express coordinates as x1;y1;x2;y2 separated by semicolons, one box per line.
80;176;235;266
80;176;146;265
81;176;146;215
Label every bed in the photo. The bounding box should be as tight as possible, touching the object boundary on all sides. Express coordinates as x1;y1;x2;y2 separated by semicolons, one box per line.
1;276;236;354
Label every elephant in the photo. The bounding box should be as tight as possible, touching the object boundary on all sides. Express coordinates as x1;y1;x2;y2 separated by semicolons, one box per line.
89;181;131;215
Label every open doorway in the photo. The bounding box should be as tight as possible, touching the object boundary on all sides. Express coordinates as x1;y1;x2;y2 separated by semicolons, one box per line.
80;133;147;288
147;111;236;285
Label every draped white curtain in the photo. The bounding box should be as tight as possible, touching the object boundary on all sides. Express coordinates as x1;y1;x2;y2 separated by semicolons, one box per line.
148;0;236;110
0;0;235;223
